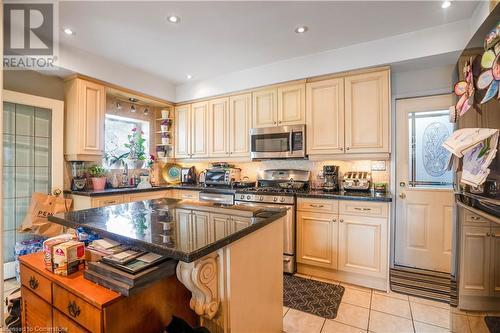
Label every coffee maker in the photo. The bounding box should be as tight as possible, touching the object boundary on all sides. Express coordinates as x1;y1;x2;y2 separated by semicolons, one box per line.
70;161;87;191
323;165;339;192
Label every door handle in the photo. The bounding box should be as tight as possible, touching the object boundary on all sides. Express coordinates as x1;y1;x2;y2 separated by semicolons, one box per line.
399;193;406;199
399;182;406;187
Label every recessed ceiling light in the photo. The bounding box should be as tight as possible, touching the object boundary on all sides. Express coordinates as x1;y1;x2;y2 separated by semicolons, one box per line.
63;28;74;35
295;26;308;34
167;15;180;23
441;1;451;9
186;74;193;79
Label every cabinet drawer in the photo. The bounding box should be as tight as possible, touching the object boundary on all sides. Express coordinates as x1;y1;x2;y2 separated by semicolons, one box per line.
179;190;200;200
91;195;124;208
126;190;168;203
339;201;388;218
53;284;101;333
297;198;338;213
53;309;90;333
463;210;491;227
21;286;52;332
20;264;52;303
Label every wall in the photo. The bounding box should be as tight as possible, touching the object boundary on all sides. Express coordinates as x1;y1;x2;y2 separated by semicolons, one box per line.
391;64;454;99
3;70;64;100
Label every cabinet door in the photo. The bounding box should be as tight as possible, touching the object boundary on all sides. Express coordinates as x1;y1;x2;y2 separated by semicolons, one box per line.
209;98;230;157
491;227;500;296
174;105;191;158
252;89;277;128
306;78;345;155
176;209;193;252
338;215;387;278
460;226;491;296
78;79;105;155
297;211;337;269
278;84;305;125
229;216;252;233
191;211;212;248
191;101;209;158
210;213;230;240
344;70;390;153
21;286;52;332
229;93;251;157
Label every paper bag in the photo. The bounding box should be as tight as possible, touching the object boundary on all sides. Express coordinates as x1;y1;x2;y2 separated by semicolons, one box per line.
19;192;72;238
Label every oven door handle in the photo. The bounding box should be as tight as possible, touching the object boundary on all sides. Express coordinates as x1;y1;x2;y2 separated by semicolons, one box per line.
289;131;293;154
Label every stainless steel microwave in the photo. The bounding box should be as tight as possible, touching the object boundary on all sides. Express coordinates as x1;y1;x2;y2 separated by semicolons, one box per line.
250;125;306;159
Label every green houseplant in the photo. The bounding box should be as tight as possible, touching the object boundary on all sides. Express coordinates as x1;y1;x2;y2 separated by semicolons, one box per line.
125;128;147;169
88;165;107;191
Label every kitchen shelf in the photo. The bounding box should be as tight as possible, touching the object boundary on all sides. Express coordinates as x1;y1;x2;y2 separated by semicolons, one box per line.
155;118;173;121
156;143;173;146
155;131;172;134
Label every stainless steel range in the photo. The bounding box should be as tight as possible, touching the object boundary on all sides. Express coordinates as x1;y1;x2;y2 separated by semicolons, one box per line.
235;169;310;274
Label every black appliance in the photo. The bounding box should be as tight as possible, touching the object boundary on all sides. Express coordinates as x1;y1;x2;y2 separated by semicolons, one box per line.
322;165;339;192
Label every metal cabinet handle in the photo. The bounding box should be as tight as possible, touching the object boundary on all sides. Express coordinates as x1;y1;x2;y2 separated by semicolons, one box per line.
332;218;337;223
339;147;343;151
28;276;38;290
487;232;491;237
273;121;277;125
346;147;350;151
340;219;344;223
67;301;81;318
492;233;497;237
309;204;324;208
354;207;371;211
471;216;481;221
278;120;282;124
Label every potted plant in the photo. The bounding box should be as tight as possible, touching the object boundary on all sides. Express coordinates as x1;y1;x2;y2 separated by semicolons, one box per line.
156;146;165;158
161;132;170;145
160;119;169;132
124;128;147;169
161;109;169;119
88;165;107;191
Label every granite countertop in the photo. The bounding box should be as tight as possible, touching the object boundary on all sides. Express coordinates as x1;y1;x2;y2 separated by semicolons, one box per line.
49;198;286;262
65;184;211;197
297;190;392;202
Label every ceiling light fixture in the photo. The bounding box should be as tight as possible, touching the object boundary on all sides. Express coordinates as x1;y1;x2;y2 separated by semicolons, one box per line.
130;105;136;113
441;0;451;8
167;15;180;23
143;107;149;116
186;74;193;79
63;28;74;35
295;26;308;34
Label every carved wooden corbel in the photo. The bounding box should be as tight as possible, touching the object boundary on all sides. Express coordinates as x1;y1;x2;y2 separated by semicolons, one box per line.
176;253;219;319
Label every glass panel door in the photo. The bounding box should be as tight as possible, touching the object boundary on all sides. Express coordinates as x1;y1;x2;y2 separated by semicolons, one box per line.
2;102;52;279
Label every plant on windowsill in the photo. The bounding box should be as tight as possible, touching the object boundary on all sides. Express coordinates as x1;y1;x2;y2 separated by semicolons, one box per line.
88;165;107;191
125;127;147;169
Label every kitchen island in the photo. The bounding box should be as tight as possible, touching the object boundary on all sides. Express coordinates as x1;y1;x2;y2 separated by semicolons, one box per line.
44;199;286;332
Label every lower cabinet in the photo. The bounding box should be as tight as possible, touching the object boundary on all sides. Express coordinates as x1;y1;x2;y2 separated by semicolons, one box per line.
492;226;500;296
297;212;337;269
296;198;389;289
338;215;386;278
21;287;52;332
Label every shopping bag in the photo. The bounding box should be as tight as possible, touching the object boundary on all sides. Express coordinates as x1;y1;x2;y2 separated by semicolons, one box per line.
18;192;72;237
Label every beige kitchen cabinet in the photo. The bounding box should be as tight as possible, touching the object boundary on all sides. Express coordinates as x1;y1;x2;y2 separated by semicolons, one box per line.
64;78;106;160
338;215;387;278
168;189;200;201
277;84;305;126
344;70;390;153
124;190;169;203
191;101;209;158
252;84;305;128
174;104;191;159
210;213;230;240
191;211;212;249
175;209;193;252
297;211;338;269
228;216;252;233
229;93;252;157
460;226;491;297
92;195;125;208
306;78;345;155
209;98;230;157
492;227;500;296
252;88;277;128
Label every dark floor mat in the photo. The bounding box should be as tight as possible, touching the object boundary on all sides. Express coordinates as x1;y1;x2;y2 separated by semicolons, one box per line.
485;316;500;333
283;275;344;319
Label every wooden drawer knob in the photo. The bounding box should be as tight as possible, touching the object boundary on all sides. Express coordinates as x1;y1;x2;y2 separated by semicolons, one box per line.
28;276;39;290
67;301;81;318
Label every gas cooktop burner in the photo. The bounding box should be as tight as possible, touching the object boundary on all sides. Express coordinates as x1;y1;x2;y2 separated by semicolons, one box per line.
238;187;306;194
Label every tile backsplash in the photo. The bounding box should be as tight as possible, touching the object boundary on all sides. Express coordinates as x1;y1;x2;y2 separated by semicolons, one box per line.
180;159;390;188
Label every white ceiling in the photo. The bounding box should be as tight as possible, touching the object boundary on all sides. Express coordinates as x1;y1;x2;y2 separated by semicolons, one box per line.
59;1;479;87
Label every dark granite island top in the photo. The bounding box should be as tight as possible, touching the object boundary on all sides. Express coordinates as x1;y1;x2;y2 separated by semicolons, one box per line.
297;190;393;202
48;198;286;262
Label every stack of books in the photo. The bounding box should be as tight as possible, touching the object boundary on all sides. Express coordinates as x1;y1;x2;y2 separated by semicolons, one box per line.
84;240;175;296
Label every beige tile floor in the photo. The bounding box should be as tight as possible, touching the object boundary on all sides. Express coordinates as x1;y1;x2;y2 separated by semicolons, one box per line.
283;274;492;333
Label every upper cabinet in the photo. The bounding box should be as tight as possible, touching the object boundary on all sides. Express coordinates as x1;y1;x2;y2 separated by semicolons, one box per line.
64;78;106;160
174;104;191;159
209;98;230;157
344;70;390;154
306;68;390;157
252;83;305;128
306;78;345;155
229;93;252;157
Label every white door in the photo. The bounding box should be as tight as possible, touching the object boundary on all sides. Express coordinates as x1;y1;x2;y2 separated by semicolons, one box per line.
2;90;64;279
395;95;454;273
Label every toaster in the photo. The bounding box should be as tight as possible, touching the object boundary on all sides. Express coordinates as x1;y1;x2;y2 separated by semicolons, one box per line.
342;171;372;191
